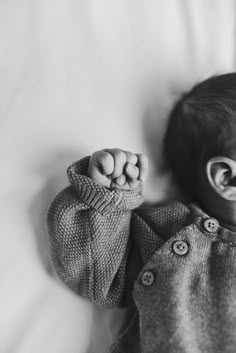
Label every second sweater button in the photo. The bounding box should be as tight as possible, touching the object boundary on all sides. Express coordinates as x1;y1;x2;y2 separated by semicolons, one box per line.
203;218;219;233
141;270;155;287
172;240;189;255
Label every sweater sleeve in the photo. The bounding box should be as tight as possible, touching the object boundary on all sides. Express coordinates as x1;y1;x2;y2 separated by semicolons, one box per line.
47;156;144;308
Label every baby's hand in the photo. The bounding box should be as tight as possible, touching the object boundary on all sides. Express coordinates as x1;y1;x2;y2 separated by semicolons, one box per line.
87;148;148;190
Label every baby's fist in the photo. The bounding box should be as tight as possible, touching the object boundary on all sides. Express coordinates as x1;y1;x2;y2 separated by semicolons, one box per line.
87;148;148;191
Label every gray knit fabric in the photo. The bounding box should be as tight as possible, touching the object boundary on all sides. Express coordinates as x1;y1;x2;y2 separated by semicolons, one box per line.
47;157;236;353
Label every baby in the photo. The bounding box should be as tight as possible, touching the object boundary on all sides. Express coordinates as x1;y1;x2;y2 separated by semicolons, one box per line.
47;72;236;353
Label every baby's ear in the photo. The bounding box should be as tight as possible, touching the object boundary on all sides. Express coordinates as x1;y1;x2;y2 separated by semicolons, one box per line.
206;156;236;200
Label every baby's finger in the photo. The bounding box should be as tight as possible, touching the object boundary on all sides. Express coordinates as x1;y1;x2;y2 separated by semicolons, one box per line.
125;163;140;188
125;151;138;165
105;149;127;178
115;174;126;186
93;150;114;175
136;154;148;182
125;163;139;180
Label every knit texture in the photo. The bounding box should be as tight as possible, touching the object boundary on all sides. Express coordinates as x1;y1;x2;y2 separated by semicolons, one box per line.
47;157;191;307
47;157;236;353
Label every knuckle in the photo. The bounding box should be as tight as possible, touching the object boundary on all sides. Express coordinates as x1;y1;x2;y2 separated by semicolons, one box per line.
128;153;138;164
132;167;139;178
133;155;138;164
101;151;112;163
94;151;114;173
126;163;139;177
114;149;126;161
116;174;126;186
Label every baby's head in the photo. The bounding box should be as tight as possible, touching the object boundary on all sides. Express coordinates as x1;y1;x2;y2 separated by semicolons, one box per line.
165;73;236;217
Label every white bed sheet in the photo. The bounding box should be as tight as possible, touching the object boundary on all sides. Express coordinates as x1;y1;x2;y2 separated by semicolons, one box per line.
1;1;235;352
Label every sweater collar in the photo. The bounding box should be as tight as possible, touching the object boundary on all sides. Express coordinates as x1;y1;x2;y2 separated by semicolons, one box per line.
189;203;236;245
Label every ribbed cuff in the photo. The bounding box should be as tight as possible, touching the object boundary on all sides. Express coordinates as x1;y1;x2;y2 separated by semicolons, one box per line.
67;156;144;214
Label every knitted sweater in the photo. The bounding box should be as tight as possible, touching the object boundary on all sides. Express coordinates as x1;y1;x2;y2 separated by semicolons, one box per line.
47;157;236;353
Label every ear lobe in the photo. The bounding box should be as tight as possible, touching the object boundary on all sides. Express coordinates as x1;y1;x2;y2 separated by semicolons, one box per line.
206;156;236;201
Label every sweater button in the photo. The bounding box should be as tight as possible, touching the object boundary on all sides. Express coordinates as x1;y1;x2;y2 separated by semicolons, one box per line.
141;270;155;287
203;218;219;233
172;240;188;255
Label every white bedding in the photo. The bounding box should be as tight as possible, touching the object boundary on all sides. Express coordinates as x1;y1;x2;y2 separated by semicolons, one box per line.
1;1;235;352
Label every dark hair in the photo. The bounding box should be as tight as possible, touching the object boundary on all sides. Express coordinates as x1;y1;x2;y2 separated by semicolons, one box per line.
164;72;236;199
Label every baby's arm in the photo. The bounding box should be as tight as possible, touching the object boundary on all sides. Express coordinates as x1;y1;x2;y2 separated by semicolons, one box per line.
47;149;148;308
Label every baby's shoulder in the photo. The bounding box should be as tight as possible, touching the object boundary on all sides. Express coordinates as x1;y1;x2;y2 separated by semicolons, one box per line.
134;200;193;238
138;199;191;218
